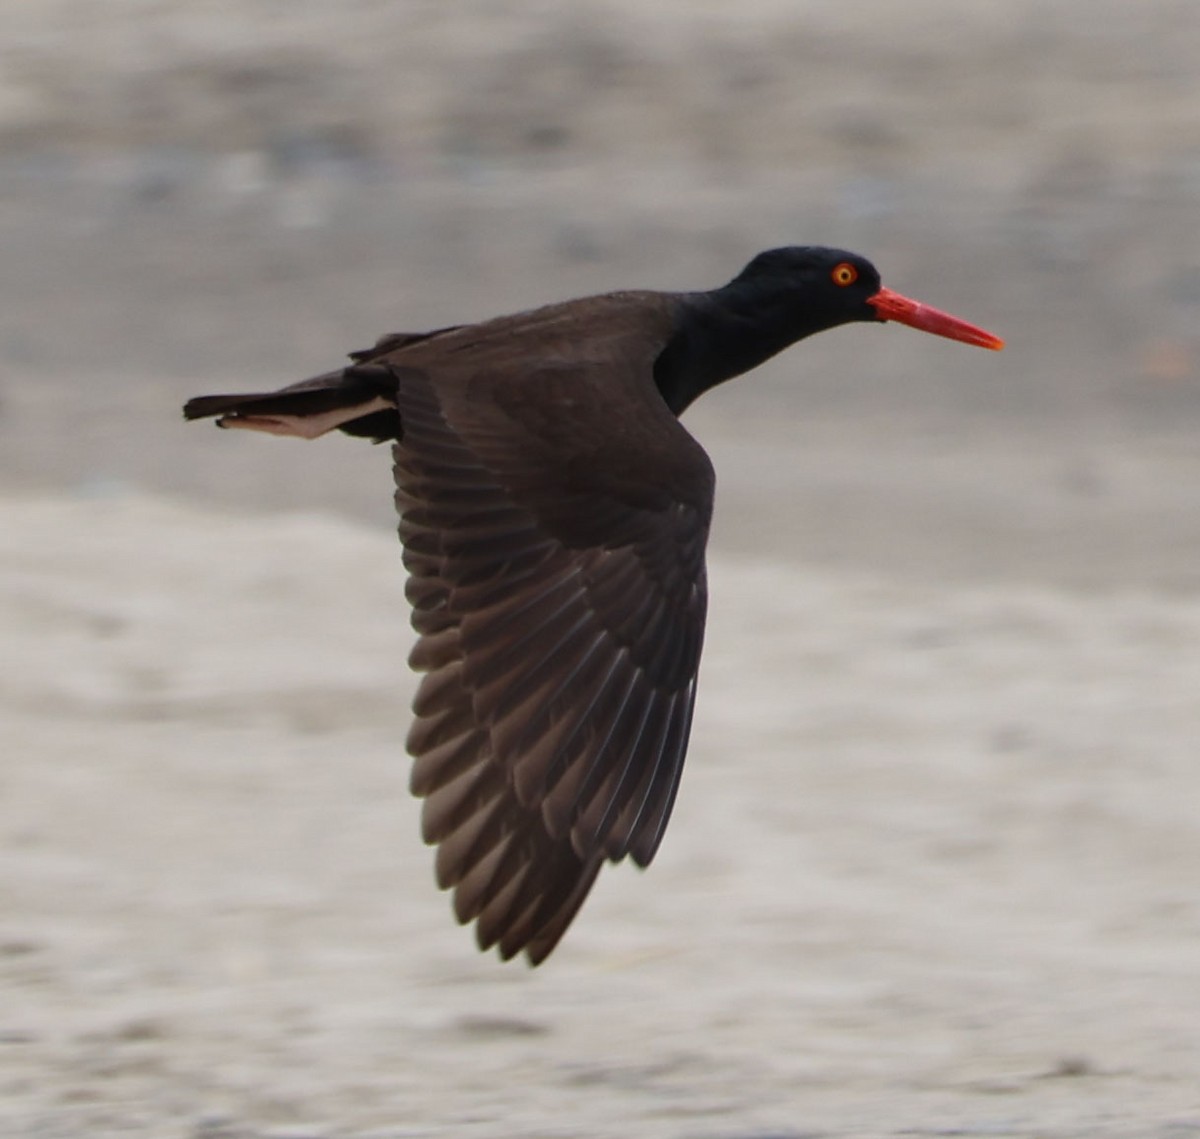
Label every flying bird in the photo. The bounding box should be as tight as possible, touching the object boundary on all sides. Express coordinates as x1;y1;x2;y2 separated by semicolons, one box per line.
184;246;1003;964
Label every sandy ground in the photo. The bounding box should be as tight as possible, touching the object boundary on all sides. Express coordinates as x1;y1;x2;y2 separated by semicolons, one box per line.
3;489;1200;1138
3;1;1200;1134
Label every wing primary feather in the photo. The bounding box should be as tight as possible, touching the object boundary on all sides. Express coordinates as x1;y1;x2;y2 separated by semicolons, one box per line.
453;827;530;921
421;754;503;849
538;648;630;834
603;691;678;858
460;568;581;669
556;664;643;858
446;544;560;605
475;608;596;733
434;793;509;890
506;628;609;803
411;659;465;718
408;720;484;797
474;860;537;950
406;701;469;754
573;687;660;856
520;858;605;965
408;626;461;672
629;678;697;866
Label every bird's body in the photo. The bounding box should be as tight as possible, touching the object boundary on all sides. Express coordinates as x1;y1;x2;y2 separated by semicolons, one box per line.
185;247;1002;964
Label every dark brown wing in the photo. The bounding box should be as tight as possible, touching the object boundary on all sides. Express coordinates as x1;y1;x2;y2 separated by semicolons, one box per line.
393;355;712;964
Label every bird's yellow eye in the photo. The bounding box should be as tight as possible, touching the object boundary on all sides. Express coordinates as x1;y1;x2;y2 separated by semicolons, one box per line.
831;262;858;287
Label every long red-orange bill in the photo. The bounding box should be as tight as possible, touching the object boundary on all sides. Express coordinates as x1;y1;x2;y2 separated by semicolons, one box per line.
869;287;1004;351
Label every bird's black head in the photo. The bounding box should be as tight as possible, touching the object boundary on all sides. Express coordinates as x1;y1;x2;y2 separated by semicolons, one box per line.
727;246;884;329
655;247;887;410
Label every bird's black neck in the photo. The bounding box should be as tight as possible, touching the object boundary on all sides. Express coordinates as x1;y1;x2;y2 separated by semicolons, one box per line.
653;282;841;416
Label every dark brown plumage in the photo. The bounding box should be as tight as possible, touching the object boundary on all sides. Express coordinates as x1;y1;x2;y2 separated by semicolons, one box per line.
184;246;1002;964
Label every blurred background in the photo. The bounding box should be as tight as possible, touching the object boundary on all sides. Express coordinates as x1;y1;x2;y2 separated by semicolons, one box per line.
1;0;1198;584
3;3;1200;1136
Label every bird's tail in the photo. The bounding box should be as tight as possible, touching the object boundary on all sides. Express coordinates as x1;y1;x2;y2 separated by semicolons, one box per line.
182;365;400;442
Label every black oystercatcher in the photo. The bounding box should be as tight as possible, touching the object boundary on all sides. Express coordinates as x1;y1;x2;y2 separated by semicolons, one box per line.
184;246;1003;964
